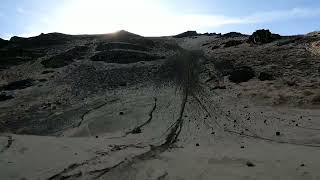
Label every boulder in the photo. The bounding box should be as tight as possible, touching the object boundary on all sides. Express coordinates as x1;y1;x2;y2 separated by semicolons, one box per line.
249;29;281;44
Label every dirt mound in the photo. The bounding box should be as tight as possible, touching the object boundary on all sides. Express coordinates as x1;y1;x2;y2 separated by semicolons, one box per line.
248;29;281;44
91;50;163;64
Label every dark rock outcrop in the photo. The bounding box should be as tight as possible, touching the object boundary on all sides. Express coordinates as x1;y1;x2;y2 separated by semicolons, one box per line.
224;40;243;48
229;66;255;83
0;79;33;91
10;33;72;47
41;46;89;68
0;94;14;101
96;42;148;51
174;31;199;38
91;50;163;64
0;38;9;48
249;29;281;44
258;72;274;81
222;32;248;38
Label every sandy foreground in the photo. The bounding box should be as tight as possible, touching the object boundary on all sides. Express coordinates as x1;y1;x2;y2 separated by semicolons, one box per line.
1;33;320;180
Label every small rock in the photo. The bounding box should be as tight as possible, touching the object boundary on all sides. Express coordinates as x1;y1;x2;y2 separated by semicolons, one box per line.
241;146;245;149
246;161;255;167
300;163;305;167
196;143;200;147
276;132;281;136
119;112;124;115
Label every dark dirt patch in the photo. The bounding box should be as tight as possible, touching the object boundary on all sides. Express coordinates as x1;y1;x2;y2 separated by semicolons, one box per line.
90;50;163;64
0;79;33;91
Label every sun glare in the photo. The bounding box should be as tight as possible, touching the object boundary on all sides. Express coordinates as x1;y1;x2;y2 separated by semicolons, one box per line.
51;0;173;36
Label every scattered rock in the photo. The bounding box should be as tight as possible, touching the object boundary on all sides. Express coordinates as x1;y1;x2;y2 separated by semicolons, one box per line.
229;66;255;83
258;72;274;81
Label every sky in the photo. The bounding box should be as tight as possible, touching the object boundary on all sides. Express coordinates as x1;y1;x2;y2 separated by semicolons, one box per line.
0;0;320;39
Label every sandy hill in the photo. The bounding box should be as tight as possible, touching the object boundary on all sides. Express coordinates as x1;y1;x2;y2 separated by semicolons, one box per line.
1;29;320;180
